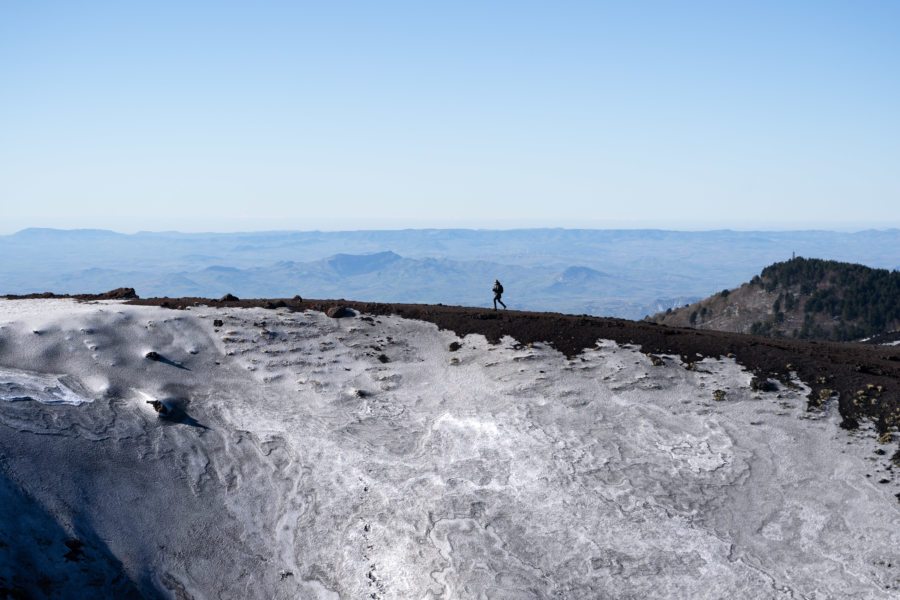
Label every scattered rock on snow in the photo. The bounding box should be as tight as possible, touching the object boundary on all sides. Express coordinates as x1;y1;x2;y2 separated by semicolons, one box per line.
750;376;778;392
63;539;85;562
146;399;173;417
327;306;353;318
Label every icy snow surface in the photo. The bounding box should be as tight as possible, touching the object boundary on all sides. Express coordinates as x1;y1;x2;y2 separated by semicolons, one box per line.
0;367;91;405
0;299;899;599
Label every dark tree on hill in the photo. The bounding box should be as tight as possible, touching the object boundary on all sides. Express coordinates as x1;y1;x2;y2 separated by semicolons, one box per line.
759;257;900;341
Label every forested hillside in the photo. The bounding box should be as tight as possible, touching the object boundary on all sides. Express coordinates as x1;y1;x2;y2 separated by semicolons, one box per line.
651;258;900;342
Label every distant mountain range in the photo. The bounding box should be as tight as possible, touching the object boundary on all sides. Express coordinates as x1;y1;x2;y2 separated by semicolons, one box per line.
651;257;900;342
2;228;899;319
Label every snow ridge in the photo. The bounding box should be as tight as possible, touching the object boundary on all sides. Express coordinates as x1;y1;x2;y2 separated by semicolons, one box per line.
0;299;898;598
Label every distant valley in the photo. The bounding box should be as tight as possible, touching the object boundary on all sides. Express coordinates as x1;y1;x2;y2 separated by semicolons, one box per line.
2;228;899;319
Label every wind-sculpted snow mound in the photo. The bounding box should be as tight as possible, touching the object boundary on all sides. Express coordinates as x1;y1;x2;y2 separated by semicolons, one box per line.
0;298;899;598
0;367;92;405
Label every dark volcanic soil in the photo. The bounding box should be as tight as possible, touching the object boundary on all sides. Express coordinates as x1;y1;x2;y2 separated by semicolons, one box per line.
6;291;900;434
3;287;139;301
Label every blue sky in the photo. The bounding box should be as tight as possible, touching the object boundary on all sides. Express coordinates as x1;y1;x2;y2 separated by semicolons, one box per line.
1;1;898;233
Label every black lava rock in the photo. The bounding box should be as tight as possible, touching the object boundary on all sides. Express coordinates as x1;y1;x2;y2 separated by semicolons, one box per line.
327;306;352;318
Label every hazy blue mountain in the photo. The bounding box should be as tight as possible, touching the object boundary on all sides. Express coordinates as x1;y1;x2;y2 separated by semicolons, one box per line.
546;266;612;291
2;228;898;318
325;251;403;276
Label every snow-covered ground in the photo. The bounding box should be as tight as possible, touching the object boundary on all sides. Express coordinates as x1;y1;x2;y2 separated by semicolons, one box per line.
1;299;899;599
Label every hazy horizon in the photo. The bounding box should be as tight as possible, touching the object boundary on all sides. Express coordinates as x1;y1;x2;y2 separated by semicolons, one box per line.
4;221;900;236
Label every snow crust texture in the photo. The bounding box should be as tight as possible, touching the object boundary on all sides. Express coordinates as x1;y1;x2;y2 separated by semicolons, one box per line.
1;299;899;599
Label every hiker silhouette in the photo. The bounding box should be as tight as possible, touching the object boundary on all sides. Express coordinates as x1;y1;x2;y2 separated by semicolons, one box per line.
492;280;507;310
